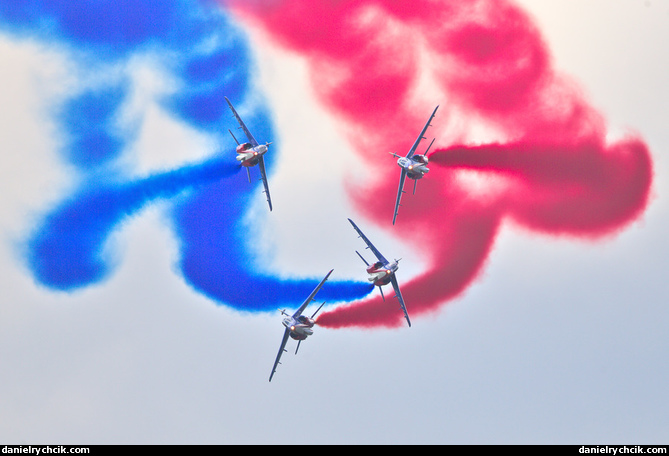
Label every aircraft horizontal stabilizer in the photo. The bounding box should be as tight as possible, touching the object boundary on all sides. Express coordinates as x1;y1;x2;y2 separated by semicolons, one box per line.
228;129;240;145
355;250;370;266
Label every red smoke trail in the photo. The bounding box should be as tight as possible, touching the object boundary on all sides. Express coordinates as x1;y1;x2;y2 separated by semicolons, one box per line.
223;0;654;328
430;139;652;237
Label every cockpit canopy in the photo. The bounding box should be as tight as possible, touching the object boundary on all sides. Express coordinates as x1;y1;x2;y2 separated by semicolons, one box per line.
236;142;253;153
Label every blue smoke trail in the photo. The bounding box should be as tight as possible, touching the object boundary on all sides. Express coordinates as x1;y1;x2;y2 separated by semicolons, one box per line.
28;157;241;289
7;0;372;310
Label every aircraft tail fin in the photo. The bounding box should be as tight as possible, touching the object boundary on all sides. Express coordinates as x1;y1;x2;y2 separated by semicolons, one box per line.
424;137;435;156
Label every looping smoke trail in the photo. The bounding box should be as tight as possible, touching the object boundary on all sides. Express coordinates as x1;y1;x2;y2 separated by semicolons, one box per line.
224;0;654;328
8;0;373;311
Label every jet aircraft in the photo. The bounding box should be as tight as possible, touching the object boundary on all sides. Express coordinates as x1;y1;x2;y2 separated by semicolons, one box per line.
269;269;333;382
225;96;273;211
348;218;411;327
390;106;439;225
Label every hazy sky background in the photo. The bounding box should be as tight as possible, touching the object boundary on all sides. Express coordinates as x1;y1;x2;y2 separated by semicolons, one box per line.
0;0;667;444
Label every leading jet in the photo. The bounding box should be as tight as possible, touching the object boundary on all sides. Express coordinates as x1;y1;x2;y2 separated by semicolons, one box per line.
390;105;439;225
269;269;333;382
348;218;411;327
225;96;273;211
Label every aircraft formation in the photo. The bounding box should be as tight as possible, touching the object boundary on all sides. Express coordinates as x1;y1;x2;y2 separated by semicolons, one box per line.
224;98;439;381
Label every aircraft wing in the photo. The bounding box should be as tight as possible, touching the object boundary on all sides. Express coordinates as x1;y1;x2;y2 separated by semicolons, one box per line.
269;327;291;382
257;156;273;211
392;168;408;225
347;218;389;265
405;105;439;158
224;96;259;147
292;269;334;318
389;274;411;327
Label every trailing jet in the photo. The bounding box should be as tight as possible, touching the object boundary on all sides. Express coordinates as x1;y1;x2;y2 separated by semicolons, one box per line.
225;96;273;211
390;106;439;224
269;269;333;382
348;218;411;327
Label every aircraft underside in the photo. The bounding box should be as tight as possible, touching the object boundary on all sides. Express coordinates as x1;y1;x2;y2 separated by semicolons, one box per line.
240;157;259;167
369;272;391;286
289;325;314;340
289;332;308;341
407;170;425;180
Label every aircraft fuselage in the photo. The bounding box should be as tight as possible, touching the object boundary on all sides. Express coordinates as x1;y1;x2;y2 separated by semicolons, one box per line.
283;315;316;341
236;142;268;167
397;155;430;180
366;261;398;287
